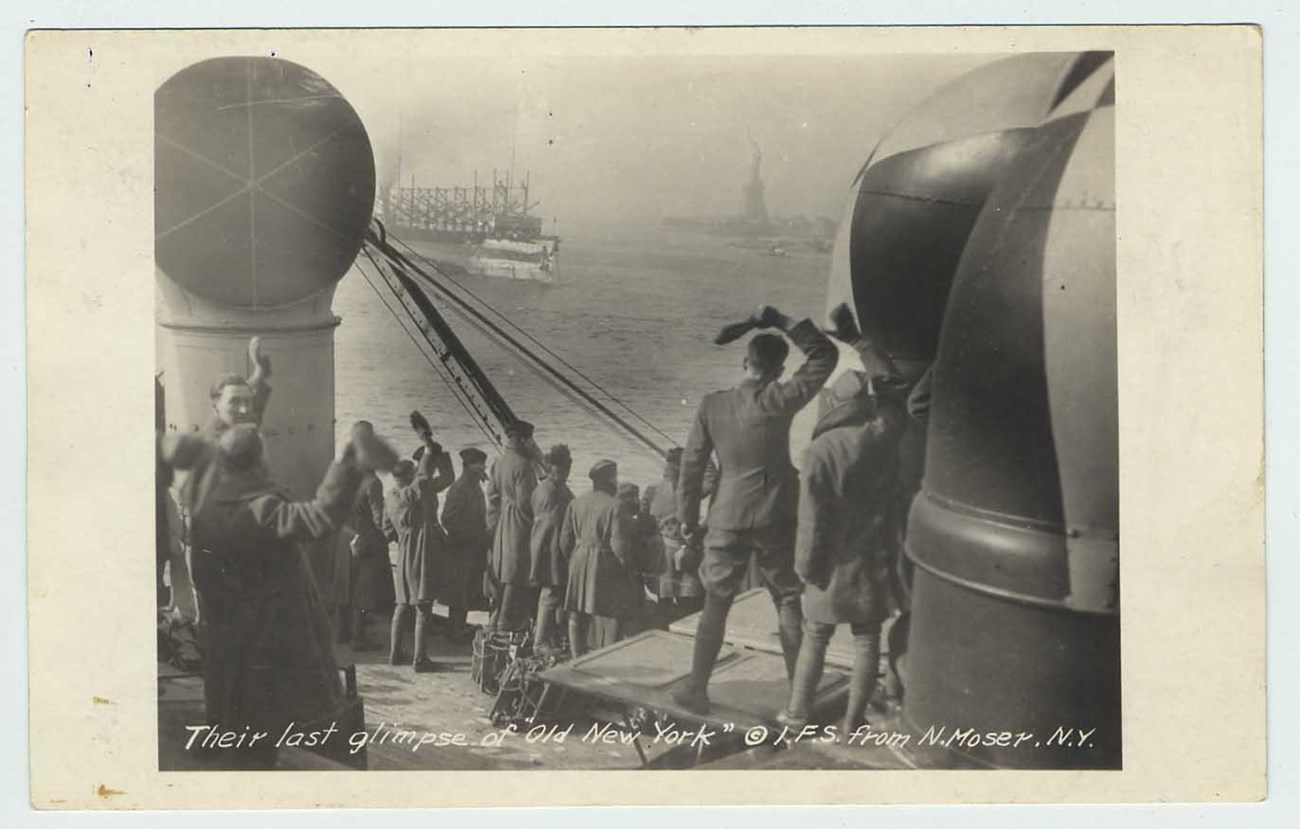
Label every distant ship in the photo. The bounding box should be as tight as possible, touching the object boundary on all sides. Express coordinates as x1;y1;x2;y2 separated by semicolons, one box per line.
381;171;560;283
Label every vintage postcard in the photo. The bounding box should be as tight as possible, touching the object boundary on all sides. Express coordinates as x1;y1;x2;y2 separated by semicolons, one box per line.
25;25;1263;808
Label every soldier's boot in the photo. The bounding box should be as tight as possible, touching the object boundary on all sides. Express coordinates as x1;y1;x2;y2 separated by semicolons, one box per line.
671;592;734;714
776;620;829;732
389;604;411;666
567;613;587;660
884;612;911;708
841;626;882;741
775;593;804;682
412;604;439;673
498;585;524;632
534;587;559;652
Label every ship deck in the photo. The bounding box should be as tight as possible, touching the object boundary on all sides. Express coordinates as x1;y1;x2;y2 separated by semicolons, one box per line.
158;595;925;771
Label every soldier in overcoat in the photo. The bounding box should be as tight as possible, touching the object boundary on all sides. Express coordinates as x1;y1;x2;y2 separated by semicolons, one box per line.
561;460;638;657
342;422;394;651
776;318;910;736
485;420;541;631
439;447;491;640
384;415;455;672
529;445;574;652
158;423;396;768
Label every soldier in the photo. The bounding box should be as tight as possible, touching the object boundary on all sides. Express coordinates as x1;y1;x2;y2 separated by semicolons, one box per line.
165;337;274;620
561;460;638;657
384;412;456;672
158;422;397;768
645;448;705;626
342;421;394;651
529;445;575;653
202;337;272;441
673;304;838;714
440;447;491;641
485;420;541;632
776;307;910;735
617;481;660;639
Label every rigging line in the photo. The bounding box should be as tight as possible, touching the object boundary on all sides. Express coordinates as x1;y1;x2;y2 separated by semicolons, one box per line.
384;258;665;463
376;239;670;456
392;236;679;447
357;247;500;446
387;259;655;457
356;253;488;440
358;263;499;449
371;245;518;431
370;237;669;458
387;235;678;446
413;268;671;459
359;244;507;447
355;252;500;447
400;248;678;447
397;258;669;458
381;245;670;458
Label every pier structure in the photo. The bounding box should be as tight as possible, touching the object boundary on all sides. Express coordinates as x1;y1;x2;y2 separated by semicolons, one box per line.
383;170;544;238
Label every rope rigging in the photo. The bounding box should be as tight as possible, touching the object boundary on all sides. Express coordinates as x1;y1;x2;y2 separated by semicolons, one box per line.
360;225;675;460
354;246;505;447
387;233;679;449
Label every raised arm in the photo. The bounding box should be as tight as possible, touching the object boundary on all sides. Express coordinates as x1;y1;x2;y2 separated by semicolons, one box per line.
248;456;363;541
415;441;456;497
763;307;838;412
825;301;912;413
157;433;213;475
246;336;273;425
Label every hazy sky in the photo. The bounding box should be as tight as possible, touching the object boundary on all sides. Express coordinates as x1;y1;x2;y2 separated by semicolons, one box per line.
313;53;998;230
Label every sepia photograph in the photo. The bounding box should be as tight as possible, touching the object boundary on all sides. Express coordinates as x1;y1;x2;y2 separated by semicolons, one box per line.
152;47;1118;772
21;21;1269;810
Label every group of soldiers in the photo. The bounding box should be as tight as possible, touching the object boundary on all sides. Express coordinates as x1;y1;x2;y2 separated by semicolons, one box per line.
355;411;703;669
157;298;919;767
341;410;679;673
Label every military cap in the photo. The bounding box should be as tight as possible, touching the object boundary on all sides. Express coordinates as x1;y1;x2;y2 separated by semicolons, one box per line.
617;482;640;502
505;419;535;439
459;447;488;465
588;459;617;481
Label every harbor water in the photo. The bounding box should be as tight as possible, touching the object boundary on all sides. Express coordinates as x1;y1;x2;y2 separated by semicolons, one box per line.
333;223;832;488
